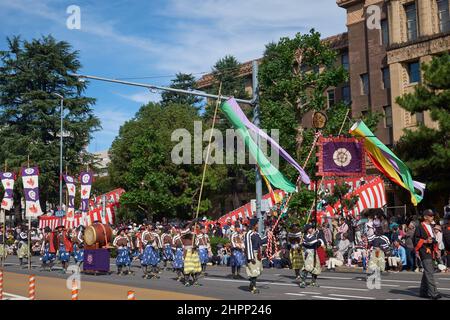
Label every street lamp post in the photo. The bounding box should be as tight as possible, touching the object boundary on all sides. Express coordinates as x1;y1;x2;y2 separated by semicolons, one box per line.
53;93;64;216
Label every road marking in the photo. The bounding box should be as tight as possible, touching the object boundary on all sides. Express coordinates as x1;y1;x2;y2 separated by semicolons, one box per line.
300;291;321;295
407;286;450;291
378;284;400;287
381;279;420;284
438;278;450;281
313;295;347;300
204;277;297;287
329;294;375;300
320;276;353;280
285;293;305;297
3;292;29;300
320;286;369;291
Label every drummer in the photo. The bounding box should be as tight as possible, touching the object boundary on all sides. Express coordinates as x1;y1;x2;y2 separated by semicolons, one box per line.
113;226;133;275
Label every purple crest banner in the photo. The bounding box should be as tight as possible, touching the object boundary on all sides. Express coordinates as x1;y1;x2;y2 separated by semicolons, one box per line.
1;172;15;210
63;174;76;221
80;171;93;215
21;167;43;217
317;137;366;177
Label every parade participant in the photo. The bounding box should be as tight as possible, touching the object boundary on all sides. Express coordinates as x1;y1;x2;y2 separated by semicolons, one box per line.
299;224;323;288
287;227;304;280
443;216;450;271
172;226;184;281
113;227;132;275
195;224;212;275
230;223;246;279
141;224;161;279
0;226;6;263
181;221;202;287
133;225;145;261
17;224;30;267
244;218;267;294
72;225;85;267
413;209;442;299
40;227;56;271
367;228;390;275
55;225;73;273
161;226;174;270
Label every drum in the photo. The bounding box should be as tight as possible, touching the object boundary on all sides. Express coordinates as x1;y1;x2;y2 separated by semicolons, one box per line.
84;223;113;247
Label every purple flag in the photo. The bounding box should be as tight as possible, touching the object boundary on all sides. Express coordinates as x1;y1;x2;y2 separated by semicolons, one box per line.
318;137;366;177
80;171;93;215
63;174;76;221
21;167;43;217
1;172;15;210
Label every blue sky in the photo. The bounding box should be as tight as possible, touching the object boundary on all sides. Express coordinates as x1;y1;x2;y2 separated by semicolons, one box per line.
0;0;346;152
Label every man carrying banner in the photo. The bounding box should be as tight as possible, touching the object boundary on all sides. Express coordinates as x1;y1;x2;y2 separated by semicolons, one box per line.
245;218;267;294
288;226;304;280
230;223;246;279
299;224;323;288
414;209;442;300
40;226;56;271
55;225;72;274
17;224;30;267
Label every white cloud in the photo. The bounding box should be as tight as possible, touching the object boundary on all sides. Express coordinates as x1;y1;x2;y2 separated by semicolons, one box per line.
114;90;161;104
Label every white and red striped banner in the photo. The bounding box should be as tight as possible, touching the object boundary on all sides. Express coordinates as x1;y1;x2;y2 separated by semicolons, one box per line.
316;176;386;223
38;203;118;230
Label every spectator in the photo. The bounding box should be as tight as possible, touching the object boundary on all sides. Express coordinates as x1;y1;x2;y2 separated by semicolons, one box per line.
388;240;407;272
434;225;445;268
404;222;417;271
336;217;348;244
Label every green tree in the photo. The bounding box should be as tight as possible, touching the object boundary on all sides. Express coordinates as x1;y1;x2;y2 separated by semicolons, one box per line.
210;55;249;99
108;102;226;221
161;73;202;108
395;54;450;199
0;35;100;220
323;181;359;218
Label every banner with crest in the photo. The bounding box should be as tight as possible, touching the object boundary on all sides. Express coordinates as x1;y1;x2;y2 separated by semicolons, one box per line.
1;172;15;210
21;167;42;217
63;174;76;221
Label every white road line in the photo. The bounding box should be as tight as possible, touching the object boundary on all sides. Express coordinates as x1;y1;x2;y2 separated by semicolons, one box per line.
378;284;400;287
285;293;305;297
3;292;29;300
320;276;353;280
407;286;450;291
300;291;321;295
320;286;369;292
438;278;450;281
381;279;420;284
329;294;375;300
203;277;297;287
313;295;347;300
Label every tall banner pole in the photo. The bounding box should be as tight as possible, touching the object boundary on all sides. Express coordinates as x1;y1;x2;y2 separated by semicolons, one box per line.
1;209;5;268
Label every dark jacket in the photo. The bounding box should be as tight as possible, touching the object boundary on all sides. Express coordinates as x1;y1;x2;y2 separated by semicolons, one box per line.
443;223;450;252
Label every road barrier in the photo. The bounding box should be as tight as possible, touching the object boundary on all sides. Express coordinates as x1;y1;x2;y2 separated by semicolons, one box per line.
28;275;36;300
71;279;79;300
0;270;3;300
127;290;135;300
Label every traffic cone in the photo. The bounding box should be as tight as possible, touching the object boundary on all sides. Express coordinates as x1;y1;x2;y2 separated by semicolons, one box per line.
28;274;36;300
71;279;79;301
127;290;135;300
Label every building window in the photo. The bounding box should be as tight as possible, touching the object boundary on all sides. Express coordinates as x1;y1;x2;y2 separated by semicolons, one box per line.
437;0;450;33
383;105;393;128
341;51;349;71
327;89;335;108
405;2;418;41
416;112;424;124
382;67;391;89
407;61;421;83
381;19;389;45
342;85;351;105
360;73;369;95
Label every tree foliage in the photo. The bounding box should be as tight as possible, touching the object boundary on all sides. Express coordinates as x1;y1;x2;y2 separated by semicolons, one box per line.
395;54;450;195
160;73;202;107
0;35;100;217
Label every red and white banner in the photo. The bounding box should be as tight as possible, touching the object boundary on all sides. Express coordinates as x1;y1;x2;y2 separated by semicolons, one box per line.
316;176;386;223
38;203;118;231
89;188;125;210
209;189;287;228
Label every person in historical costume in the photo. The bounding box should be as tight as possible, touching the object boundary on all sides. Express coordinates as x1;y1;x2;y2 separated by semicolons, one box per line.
40;227;56;271
181;222;202;287
71;225;85;267
17;224;30;267
0;226;7;263
172;226;185;281
195;224;212;275
113;227;133;275
55;225;73;273
413;209;442;300
133;225;145;261
367;228;390;275
161;226;174;270
287;227;304;280
244;218;267;294
141;224;162;279
230;223;246;279
299;224;324;288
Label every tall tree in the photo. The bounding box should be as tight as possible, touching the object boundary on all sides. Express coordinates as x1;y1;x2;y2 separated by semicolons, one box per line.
395;54;450;203
0;35;100;219
109;102;226;221
161;73;202;107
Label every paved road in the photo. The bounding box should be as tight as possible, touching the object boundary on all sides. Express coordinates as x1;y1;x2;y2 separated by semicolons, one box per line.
1;256;449;300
